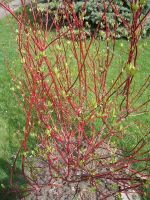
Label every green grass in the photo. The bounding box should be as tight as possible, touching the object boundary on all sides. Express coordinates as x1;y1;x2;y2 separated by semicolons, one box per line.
0;14;150;198
0;16;25;198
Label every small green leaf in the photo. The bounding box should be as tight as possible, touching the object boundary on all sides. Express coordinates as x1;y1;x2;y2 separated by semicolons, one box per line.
125;63;137;76
1;183;5;189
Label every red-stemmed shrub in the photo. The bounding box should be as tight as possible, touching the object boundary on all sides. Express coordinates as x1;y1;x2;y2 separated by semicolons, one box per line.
0;0;150;199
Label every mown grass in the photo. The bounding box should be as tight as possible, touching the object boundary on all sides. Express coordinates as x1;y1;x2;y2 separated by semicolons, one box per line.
0;14;150;198
0;16;25;198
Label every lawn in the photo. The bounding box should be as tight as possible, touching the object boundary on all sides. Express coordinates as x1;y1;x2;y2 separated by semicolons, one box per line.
0;16;25;197
0;14;150;198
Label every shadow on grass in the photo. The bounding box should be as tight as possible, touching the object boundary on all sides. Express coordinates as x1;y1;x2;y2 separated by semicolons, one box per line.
0;158;27;200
